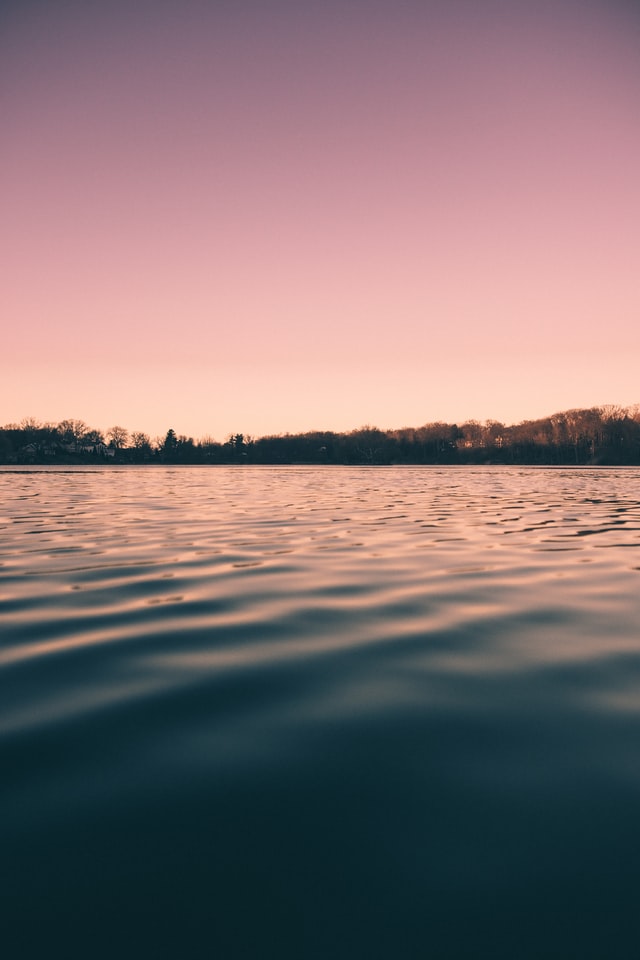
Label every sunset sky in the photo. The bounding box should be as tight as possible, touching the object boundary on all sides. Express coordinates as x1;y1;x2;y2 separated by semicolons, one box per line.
2;0;639;441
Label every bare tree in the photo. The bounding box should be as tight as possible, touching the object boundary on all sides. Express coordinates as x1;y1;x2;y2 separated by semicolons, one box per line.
131;431;151;449
107;425;129;450
57;419;89;450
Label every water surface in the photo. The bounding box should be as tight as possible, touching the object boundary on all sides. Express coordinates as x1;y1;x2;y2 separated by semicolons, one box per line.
2;466;640;958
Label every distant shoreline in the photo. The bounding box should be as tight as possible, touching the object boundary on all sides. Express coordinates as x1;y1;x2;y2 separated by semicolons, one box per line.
2;462;639;470
2;406;640;466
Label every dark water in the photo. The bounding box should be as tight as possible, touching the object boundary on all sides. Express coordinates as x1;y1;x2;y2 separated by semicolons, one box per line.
2;465;640;958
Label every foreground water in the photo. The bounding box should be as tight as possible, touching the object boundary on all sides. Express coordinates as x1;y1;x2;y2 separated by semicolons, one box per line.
1;465;640;958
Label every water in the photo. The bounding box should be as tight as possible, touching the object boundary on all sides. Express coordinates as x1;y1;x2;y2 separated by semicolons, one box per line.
1;465;640;958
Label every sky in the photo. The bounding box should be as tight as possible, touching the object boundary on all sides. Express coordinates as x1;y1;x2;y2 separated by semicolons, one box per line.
2;0;640;441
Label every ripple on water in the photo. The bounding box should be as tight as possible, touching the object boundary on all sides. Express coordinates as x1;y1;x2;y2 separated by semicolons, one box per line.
1;465;640;958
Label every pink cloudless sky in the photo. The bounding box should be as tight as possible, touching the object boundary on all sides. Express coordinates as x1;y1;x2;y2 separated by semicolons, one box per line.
2;0;639;440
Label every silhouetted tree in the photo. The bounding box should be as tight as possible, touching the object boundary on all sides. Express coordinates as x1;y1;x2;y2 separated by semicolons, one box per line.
107;425;129;450
3;406;640;465
163;428;177;452
350;426;387;463
85;428;105;445
57;419;89;451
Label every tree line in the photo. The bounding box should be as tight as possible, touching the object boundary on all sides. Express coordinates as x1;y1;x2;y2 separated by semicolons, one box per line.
2;406;640;465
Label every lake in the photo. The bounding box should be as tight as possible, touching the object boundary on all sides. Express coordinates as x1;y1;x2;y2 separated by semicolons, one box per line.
1;465;640;958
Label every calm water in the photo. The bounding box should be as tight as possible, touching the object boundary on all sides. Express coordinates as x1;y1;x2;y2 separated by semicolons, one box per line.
2;465;640;958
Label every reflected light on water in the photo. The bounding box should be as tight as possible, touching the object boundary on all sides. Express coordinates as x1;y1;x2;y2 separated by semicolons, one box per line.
1;465;640;958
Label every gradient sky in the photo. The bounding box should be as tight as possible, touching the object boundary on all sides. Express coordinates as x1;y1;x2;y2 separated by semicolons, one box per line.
2;0;639;440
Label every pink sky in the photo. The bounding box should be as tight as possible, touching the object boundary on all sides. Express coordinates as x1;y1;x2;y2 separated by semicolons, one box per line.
2;0;639;440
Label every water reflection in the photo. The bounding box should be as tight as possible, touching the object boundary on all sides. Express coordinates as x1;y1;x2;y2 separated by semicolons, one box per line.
1;466;640;958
